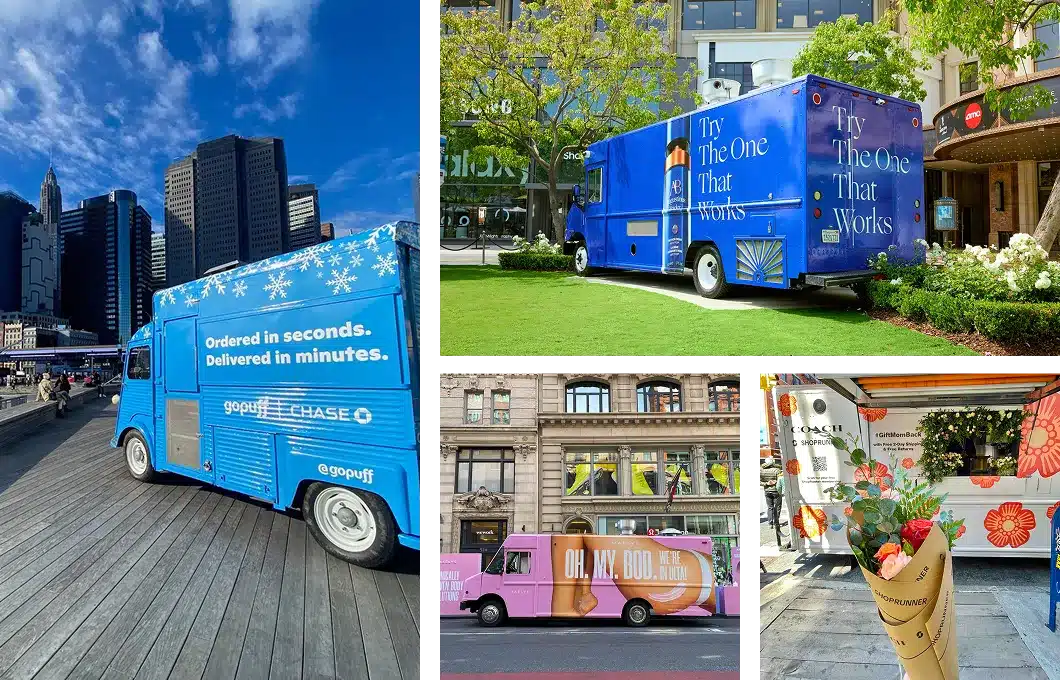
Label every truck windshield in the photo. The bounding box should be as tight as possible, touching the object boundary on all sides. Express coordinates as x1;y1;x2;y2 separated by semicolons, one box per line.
483;549;504;575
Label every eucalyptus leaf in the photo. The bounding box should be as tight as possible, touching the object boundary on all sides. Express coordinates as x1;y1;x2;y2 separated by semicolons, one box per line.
851;448;867;465
831;436;848;451
878;521;894;534
868;484;881;497
849;528;864;545
864;511;882;524
851;544;867;569
878;499;897;516
852;497;867;511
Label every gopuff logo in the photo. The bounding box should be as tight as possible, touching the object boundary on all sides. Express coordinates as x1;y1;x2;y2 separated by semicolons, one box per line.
318;464;375;484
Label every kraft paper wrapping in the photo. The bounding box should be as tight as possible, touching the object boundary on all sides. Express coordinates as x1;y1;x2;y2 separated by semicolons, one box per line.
856;525;959;680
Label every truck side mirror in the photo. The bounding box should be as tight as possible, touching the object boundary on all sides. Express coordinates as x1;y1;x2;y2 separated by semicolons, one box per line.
573;184;584;207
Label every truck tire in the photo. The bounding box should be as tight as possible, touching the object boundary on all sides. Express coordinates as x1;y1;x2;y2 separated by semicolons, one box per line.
692;245;730;298
623;600;651;627
573;242;595;276
123;431;157;482
477;598;507;627
303;483;397;569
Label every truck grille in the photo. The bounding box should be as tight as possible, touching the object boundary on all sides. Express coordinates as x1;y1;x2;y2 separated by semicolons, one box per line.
736;239;784;284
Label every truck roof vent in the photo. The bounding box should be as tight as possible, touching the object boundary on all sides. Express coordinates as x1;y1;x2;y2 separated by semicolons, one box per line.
752;59;793;87
700;78;741;107
202;260;244;276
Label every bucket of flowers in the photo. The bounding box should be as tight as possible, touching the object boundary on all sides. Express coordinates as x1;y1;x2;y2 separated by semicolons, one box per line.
826;434;965;680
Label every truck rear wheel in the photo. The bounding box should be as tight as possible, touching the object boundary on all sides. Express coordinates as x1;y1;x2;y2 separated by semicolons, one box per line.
693;245;730;298
123;431;156;482
623;600;651;627
477;599;507;627
303;483;397;569
573;243;595;276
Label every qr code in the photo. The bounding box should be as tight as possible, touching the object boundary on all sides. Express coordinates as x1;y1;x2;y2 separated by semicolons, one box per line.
811;456;828;473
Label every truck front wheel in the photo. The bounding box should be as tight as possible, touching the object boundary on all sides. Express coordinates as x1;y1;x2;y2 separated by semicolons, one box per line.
573;243;595;276
123;431;157;482
477;599;507;627
303;483;397;569
623;600;651;627
693;246;730;298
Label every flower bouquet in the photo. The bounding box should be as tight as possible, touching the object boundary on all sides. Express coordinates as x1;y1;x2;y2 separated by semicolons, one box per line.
826;434;965;680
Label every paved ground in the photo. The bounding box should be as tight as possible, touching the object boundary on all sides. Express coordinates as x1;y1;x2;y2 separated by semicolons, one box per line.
440;618;740;678
0;398;419;680
440;246;504;265
584;272;860;310
760;511;1060;679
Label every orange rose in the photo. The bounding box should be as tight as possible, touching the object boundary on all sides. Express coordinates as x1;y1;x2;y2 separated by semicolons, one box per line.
843;507;853;517
874;542;901;563
785;459;801;475
778;393;798;417
901;457;915;470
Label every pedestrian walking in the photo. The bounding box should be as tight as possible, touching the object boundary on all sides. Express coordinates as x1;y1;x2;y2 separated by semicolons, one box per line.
55;374;71;417
761;455;781;524
95;371;104;398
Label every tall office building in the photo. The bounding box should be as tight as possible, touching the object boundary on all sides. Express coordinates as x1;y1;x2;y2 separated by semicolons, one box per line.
151;231;166;290
39;166;62;227
164;135;290;285
288;183;321;251
21;211;56;315
321;222;334;242
0;191;34;314
58;190;153;345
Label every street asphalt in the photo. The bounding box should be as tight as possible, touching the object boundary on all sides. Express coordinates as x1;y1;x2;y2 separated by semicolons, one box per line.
440;617;741;677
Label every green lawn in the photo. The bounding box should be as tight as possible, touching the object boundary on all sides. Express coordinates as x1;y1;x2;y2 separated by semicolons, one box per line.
441;267;978;356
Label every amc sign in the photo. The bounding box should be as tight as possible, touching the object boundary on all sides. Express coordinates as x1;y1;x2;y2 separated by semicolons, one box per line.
964;103;983;130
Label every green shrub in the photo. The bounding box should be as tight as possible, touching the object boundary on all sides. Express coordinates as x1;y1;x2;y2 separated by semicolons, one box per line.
498;252;574;271
897;287;931;321
969;300;1060;346
926;294;973;333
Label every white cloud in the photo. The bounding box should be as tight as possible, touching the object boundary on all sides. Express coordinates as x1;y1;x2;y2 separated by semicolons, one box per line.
329;209;416;237
16;48;62;107
232;92;301;123
227;0;320;87
288;174;310;183
137;31;166;72
97;10;122;38
0;83;17;112
321;150;419;193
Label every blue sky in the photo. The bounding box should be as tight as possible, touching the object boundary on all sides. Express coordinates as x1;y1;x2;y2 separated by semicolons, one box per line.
0;0;419;236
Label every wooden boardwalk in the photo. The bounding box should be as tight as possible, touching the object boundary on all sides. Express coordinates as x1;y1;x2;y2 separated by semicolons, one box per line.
0;399;419;680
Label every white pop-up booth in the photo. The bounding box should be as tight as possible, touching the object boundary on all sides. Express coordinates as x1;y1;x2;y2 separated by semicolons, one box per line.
774;375;1060;557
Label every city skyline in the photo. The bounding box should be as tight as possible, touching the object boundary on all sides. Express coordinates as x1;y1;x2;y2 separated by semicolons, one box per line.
0;1;419;237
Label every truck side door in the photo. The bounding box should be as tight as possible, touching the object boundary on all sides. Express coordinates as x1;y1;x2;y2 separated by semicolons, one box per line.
585;162;607;267
501;549;537;618
155;316;213;484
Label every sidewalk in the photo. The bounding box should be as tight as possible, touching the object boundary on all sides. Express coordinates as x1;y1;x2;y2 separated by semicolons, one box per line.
440;246;503;265
761;575;1059;679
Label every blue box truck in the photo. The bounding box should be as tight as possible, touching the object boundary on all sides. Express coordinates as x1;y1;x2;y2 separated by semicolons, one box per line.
564;75;925;298
111;221;419;568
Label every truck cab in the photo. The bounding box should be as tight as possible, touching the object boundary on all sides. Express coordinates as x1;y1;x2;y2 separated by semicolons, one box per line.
459;534;541;625
111;222;420;568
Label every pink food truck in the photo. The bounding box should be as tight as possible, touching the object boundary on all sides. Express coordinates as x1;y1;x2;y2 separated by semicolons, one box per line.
459;533;716;626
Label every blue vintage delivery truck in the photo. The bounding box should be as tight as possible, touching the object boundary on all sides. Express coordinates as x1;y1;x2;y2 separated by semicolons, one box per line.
565;74;925;298
112;221;419;568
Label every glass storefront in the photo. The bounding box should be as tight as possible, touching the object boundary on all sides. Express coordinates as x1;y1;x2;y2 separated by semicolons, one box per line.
460;519;507;568
442;125;530;240
597;513;739;584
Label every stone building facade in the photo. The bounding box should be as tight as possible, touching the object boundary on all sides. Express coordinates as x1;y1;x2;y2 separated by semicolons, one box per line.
440;373;741;580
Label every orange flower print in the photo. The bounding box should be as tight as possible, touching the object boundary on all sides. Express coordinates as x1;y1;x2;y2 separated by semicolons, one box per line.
785;459;801;475
984;502;1036;548
854;461;893;491
970;475;1000;489
843;507;853;517
778;393;798;417
1047;501;1060;521
858;407;888;422
956;525;966;539
1017;396;1060;479
901;457;915;470
792;506;828;540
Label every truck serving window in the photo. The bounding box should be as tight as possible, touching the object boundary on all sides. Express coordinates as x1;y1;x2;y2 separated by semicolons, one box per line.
587;167;602;203
126;348;150;380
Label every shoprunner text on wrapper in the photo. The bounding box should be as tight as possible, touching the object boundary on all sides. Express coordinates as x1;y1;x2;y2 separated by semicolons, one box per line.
110;222;420;569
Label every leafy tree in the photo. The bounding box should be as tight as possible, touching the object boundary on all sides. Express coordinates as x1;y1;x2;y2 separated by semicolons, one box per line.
904;0;1060;249
792;13;928;103
441;0;699;241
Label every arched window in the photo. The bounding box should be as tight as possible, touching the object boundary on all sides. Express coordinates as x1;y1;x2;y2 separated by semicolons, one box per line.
637;380;681;413
709;380;740;412
566;380;610;413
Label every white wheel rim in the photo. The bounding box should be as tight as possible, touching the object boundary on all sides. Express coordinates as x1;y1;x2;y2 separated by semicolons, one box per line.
631;606;647;623
126;439;148;475
575;246;588;272
315;487;377;553
482;604;500;623
698;253;720;289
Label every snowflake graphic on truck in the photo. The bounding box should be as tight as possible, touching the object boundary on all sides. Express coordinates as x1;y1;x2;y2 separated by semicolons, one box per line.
373;253;397;277
326;268;356;294
264;271;292;300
